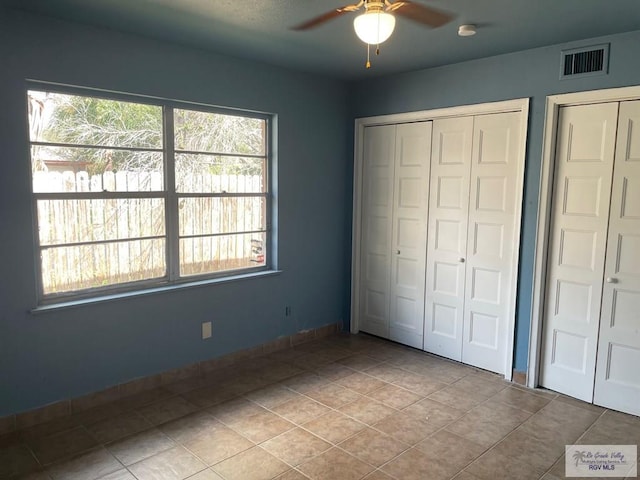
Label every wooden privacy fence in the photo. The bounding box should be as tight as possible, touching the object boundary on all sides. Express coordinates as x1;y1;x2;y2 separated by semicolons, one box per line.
33;170;266;294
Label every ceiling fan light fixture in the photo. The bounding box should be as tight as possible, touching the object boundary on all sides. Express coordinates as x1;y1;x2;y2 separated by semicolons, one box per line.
353;11;396;45
458;24;477;37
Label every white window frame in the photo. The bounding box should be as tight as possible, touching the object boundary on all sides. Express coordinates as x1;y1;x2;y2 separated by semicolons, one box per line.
28;82;273;305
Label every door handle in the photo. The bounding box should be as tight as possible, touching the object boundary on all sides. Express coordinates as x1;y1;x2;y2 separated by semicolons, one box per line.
396;250;401;255
459;257;465;263
606;277;618;284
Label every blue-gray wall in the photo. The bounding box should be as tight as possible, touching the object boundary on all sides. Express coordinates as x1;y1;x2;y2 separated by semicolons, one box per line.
0;9;351;416
349;29;640;372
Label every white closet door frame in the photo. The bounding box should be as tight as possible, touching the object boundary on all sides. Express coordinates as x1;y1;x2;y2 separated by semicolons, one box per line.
528;85;640;389
351;98;529;381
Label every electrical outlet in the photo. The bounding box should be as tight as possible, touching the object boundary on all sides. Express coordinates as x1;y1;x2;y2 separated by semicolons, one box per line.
202;321;212;339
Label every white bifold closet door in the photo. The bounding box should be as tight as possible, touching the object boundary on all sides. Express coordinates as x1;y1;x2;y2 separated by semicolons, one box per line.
424;116;473;360
593;100;640;415
359;122;432;349
424;112;522;374
359;124;396;339
541;100;640;416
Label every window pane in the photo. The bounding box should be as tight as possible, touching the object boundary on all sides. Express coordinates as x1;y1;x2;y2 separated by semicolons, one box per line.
28;91;162;148
41;239;166;295
37;198;165;246
174;109;265;155
175;154;265;193
32;147;164;193
178;197;265;237
180;232;266;276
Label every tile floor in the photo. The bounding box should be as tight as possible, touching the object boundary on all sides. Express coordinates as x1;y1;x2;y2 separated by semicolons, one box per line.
1;333;639;480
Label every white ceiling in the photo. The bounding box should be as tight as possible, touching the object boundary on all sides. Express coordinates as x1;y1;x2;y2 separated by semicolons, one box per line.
3;0;640;79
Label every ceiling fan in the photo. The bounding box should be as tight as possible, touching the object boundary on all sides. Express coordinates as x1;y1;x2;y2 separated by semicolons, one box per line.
292;0;455;68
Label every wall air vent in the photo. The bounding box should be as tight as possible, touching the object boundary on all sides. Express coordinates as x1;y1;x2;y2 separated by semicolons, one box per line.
560;44;609;79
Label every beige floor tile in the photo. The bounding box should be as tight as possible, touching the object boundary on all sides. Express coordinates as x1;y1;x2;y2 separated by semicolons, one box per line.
273;470;310;480
29;426;98;465
361;365;407;384
337;355;382;372
116;389;174;412
211;446;289;480
362;471;395;480
391;371;447;397
338;397;396;426
258;363;307;384
245;385;302;410
183;425;254;465
107;428;175;466
270;397;330;425
335;373;387;395
281;374;332;394
465;449;546;480
302;411;366;444
159;411;222;444
298;447;374;480
402;398;466;427
491;427;565;471
538;474;563;480
74;403;124;427
451;472;483;480
136;396;198;426
98;469;137;480
184;468;224;480
381;446;459;480
181;385;237;409
226;411;295;443
520;400;601;445
312;363;355;381
15;335;640;480
0;443;41;478
366;384;422;410
163;377;209;396
583;411;640;445
407;364;469;385
373;412;439;445
47;448;122;480
491;387;552;413
339;427;409;467
427;385;491;412
414;430;486;470
128;446;205;480
304;383;362;409
86;411;152;444
7;471;53;480
261;428;331;466
446;403;531;448
208;398;266;425
294;354;334;371
555;394;607;414
19;417;80;443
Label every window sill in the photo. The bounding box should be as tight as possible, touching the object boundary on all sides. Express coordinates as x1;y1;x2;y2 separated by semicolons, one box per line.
30;269;283;314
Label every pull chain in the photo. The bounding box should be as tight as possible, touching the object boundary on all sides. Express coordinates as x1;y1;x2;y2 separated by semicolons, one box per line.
366;43;371;69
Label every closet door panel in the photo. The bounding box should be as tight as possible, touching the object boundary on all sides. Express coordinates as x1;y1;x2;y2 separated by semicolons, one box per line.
594;100;640;416
540;103;618;401
389;122;432;348
424;117;473;359
462;112;522;374
359;125;396;338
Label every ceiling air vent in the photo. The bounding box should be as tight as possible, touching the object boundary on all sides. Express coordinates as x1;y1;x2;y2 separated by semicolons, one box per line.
560;44;609;79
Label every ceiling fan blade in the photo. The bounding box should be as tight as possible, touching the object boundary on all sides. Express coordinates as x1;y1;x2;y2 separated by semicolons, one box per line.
386;1;454;28
291;2;363;30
